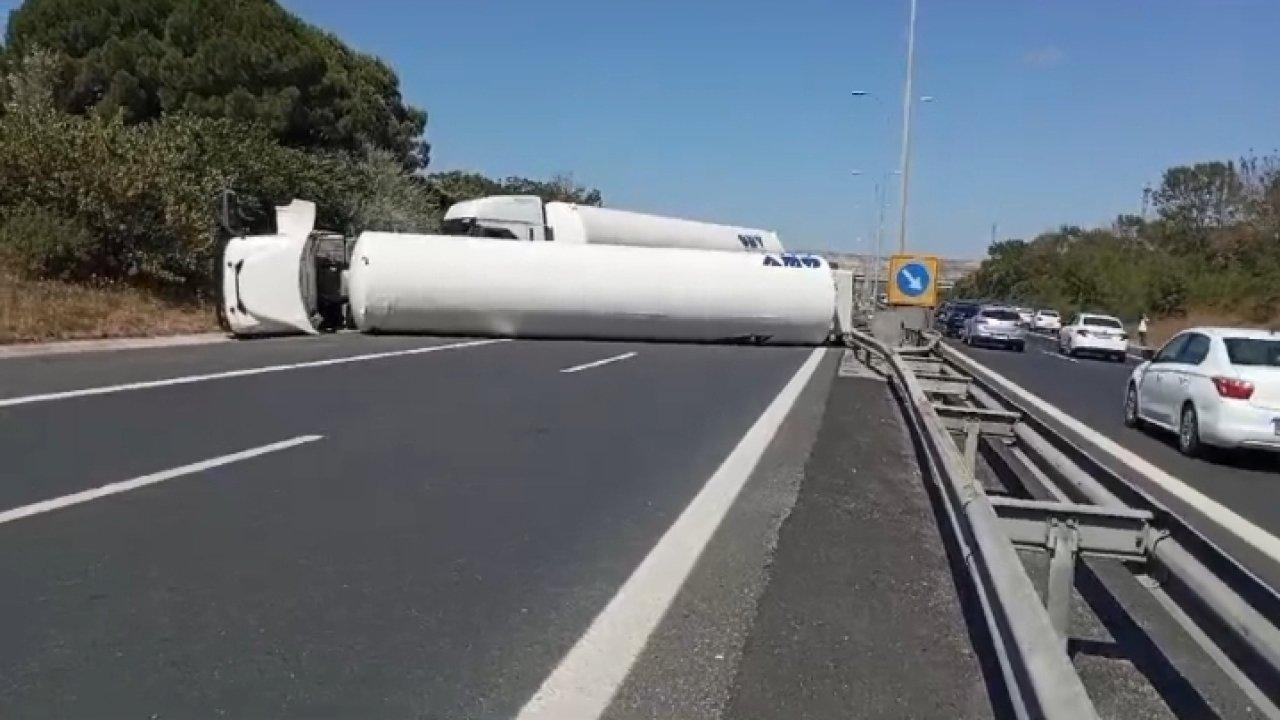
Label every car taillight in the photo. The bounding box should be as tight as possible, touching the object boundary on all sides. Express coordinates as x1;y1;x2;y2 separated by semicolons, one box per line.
1212;376;1255;400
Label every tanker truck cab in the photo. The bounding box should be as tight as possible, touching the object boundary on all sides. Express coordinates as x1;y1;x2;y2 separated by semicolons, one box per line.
441;195;549;242
221;199;350;336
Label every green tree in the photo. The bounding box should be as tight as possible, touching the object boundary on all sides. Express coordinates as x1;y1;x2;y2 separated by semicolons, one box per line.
1;0;428;167
423;170;604;211
1153;161;1246;251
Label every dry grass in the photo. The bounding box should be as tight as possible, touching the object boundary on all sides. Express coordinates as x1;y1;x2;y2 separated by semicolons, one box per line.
0;269;218;344
1146;308;1280;346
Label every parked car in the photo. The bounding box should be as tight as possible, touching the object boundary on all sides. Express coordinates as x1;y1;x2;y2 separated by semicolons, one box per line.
962;305;1026;351
933;300;953;330
1032;309;1061;333
943;302;979;338
1058;313;1128;361
1125;327;1280;456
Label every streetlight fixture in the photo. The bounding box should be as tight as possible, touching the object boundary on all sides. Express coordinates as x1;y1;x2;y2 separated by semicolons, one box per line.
851;76;933;256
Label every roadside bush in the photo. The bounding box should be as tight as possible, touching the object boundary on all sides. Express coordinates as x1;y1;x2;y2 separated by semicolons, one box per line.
0;204;98;280
0;102;361;293
0;45;603;305
343;148;440;234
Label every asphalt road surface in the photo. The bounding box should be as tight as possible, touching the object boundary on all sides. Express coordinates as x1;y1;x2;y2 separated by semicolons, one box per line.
949;331;1280;579
0;334;830;718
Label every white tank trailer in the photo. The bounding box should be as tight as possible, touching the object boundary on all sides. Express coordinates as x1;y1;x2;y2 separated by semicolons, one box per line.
442;195;785;253
221;200;836;344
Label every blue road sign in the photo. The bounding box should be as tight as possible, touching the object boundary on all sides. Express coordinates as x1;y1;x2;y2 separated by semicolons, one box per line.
895;261;932;297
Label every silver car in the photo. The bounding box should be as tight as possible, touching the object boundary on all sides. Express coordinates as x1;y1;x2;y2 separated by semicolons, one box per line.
962;306;1027;351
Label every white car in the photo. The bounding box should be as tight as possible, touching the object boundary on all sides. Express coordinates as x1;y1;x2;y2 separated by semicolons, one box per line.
1016;307;1034;327
962;305;1027;351
1032;309;1061;333
1058;313;1128;362
1125;327;1280;456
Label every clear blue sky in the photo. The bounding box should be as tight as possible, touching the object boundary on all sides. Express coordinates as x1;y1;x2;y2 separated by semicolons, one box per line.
5;1;1278;258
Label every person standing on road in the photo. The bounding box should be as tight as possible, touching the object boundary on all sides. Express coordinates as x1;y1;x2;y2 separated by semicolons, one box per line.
1138;313;1150;346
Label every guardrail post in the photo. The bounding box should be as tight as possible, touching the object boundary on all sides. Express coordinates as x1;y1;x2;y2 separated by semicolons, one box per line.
1046;519;1080;653
963;421;981;477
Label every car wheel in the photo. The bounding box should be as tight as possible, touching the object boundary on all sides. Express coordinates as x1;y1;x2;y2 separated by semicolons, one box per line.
1123;385;1141;428
1178;404;1203;457
1015;341;1025;352
1113;352;1126;363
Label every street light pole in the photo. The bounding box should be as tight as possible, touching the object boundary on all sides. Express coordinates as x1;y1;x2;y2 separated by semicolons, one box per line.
853;169;897;306
896;0;919;253
870;170;900;305
871;180;886;304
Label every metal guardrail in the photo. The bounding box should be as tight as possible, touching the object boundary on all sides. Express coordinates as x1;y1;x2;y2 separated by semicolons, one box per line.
940;342;1280;714
846;329;1099;719
847;328;1280;718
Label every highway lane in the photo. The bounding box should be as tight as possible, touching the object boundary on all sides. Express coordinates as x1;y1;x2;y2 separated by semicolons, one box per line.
948;332;1280;561
0;332;484;401
0;335;826;717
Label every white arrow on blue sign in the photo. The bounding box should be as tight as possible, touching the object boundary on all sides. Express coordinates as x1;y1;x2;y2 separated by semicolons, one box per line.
895;261;931;297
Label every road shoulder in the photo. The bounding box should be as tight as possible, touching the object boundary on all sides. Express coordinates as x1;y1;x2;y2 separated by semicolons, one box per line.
0;332;228;359
723;373;995;719
602;349;839;720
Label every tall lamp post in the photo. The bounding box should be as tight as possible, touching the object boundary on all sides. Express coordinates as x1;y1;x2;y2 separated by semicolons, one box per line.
854;0;932;254
897;0;919;253
850;169;900;305
852;86;933;257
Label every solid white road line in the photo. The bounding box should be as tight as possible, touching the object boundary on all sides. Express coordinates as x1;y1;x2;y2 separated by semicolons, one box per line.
0;435;322;525
951;353;1280;563
516;347;827;720
0;338;509;409
559;351;638;374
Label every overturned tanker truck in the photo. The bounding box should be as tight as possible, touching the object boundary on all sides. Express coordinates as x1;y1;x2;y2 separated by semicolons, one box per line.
221;197;840;345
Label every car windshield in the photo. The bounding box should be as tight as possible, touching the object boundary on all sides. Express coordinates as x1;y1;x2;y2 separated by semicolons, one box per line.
1082;317;1122;329
981;309;1020;321
1224;338;1280;367
953;305;978;317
